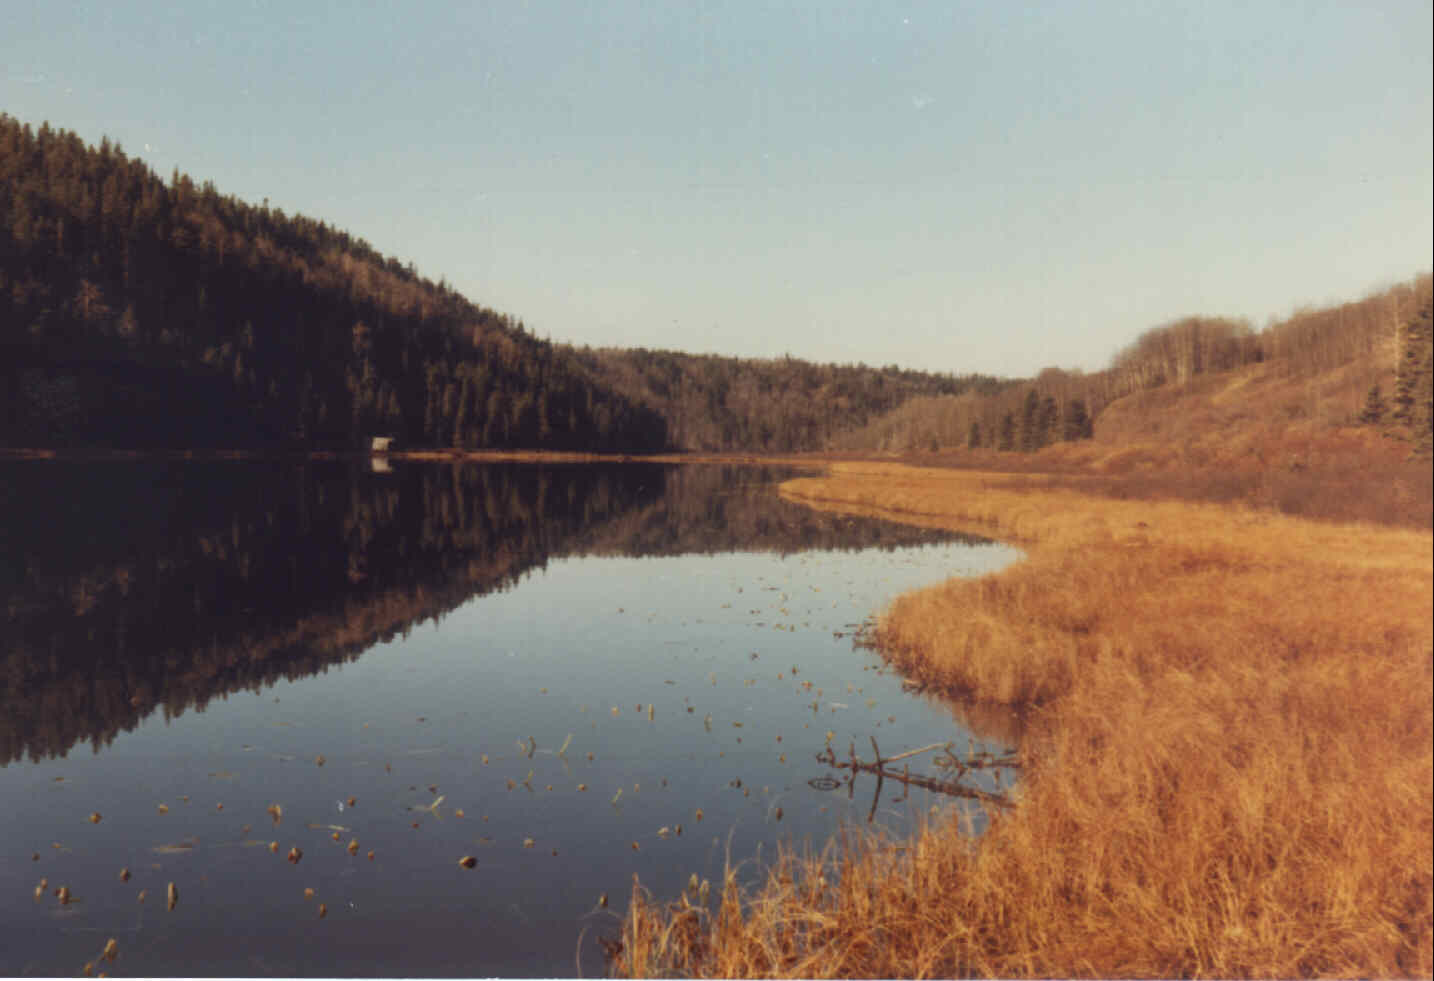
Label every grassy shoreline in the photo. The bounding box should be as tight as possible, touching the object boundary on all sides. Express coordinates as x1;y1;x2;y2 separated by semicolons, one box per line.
616;461;1433;977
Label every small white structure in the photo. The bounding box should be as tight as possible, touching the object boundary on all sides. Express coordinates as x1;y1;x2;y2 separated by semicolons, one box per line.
370;436;396;454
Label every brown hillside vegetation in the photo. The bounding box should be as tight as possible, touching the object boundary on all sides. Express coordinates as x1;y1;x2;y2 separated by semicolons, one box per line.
615;463;1432;978
837;274;1433;529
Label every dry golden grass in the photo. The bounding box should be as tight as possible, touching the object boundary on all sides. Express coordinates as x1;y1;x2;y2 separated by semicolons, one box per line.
615;463;1433;978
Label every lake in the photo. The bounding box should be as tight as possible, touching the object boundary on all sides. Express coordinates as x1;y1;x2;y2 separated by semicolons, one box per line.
0;459;1020;977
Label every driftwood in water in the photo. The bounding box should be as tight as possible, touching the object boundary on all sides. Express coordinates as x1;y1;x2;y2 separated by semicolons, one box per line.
817;737;1018;819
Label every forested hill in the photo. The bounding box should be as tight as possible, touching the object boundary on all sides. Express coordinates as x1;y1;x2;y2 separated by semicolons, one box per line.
575;347;1007;452
0;115;669;451
0;116;983;453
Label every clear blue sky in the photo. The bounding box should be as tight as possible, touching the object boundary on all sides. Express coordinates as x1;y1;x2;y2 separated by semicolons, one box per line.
5;1;1430;378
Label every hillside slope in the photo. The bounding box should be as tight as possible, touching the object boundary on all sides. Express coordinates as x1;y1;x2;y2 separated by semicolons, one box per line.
838;277;1433;527
1;116;981;454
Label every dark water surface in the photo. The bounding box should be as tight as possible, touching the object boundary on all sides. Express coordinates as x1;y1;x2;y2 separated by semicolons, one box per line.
0;460;1019;977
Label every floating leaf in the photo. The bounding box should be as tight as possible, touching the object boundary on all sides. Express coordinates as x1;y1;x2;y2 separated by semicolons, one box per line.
269;841;279;853
287;847;302;865
267;804;282;824
318;903;327;919
367;850;374;861
166;882;178;911
314;755;325;767
118;868;130;883
303;887;315;900
346;839;359;856
346;797;356;808
88;812;102;824
136;889;146;903
598;892;608;908
459;856;477;869
157;803;170;815
522;838;534;849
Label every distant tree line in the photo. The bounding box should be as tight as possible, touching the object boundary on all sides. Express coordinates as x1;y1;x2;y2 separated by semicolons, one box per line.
573;347;1004;452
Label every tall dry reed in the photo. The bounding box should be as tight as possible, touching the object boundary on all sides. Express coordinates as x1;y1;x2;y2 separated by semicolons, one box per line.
615;463;1432;978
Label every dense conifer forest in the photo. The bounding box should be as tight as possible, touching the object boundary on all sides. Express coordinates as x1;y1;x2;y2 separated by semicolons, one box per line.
0;116;978;453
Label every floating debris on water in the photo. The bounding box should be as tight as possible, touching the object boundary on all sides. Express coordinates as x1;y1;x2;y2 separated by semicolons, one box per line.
152;843;195;855
118;868;130;883
318;903;327;919
88;812;102;824
347;839;360;856
287;847;302;865
101;938;118;962
459;856;477;869
315;755;325;767
166;882;178;911
304;887;315;900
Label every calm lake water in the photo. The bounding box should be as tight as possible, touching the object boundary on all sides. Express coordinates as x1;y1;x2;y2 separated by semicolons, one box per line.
0;460;1019;977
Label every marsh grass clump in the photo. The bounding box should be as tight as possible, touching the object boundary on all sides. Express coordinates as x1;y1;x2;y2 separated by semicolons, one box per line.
617;464;1433;978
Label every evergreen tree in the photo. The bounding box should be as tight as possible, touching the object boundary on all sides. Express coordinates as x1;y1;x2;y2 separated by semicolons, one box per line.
1018;390;1041;452
1037;395;1059;449
1062;398;1093;440
997;412;1016;451
1358;384;1387;425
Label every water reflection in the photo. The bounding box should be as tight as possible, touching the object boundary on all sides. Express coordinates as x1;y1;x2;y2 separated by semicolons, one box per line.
1;461;972;766
0;460;1016;978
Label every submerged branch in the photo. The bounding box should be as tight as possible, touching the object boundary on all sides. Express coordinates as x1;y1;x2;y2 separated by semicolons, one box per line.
817;738;1017;812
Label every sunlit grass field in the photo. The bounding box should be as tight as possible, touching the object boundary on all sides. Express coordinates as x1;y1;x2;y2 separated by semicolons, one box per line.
616;462;1433;977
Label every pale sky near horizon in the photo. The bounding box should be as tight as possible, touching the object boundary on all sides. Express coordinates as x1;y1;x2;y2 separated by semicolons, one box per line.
4;1;1431;378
